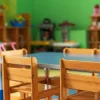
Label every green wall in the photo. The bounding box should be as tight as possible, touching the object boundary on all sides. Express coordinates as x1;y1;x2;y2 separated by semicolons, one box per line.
17;0;100;29
17;0;100;48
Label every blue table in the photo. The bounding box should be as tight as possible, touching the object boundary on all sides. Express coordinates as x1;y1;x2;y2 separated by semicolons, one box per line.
26;52;100;69
1;52;100;100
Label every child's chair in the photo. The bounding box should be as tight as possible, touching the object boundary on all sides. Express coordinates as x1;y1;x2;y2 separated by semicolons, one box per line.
2;56;60;100
63;48;96;75
60;59;100;100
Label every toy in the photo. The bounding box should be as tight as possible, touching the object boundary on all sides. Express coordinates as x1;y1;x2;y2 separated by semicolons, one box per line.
59;21;75;42
10;15;25;27
0;42;16;51
39;18;55;41
94;4;99;15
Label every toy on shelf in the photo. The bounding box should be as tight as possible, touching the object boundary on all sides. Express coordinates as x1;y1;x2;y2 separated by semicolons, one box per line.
59;21;75;42
10;15;25;27
19;34;25;48
39;18;55;41
0;4;8;12
93;4;99;15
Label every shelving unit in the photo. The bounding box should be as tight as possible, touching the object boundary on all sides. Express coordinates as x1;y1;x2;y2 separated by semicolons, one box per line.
0;13;6;42
88;15;100;48
0;13;30;52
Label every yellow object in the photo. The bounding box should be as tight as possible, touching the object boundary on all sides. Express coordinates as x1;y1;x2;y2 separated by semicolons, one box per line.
3;4;8;10
31;41;50;46
0;4;8;11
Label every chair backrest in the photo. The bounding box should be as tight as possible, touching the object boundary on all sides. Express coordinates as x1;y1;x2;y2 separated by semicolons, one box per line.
0;48;27;56
63;48;95;55
60;59;100;100
2;56;38;100
95;49;100;55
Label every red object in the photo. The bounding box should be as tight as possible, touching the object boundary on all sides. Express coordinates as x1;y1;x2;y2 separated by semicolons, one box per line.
59;21;75;27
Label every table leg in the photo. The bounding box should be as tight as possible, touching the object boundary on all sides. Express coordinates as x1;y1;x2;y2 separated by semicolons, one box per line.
44;68;52;100
44;68;49;80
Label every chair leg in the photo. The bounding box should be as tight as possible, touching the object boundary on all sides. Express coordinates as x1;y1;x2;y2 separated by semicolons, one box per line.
20;92;25;99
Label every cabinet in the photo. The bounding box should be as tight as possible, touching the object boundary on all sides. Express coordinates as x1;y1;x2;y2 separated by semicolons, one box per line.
89;15;100;48
0;13;30;52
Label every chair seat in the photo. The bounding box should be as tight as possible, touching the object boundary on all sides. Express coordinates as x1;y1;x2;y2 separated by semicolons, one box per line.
68;91;100;100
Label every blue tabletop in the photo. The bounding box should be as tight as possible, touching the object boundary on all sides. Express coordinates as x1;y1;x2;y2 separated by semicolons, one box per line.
26;52;100;69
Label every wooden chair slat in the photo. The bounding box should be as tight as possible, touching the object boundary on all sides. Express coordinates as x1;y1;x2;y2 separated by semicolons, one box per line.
4;56;32;66
63;48;95;55
7;67;31;78
1;48;27;56
64;73;100;92
62;59;100;72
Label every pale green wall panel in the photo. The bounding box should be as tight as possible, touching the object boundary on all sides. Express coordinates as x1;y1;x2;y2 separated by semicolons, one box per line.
16;0;100;48
69;30;87;48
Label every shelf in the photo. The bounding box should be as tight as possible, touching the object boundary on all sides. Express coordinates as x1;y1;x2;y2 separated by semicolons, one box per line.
88;14;100;48
91;14;100;18
0;27;5;29
89;27;100;31
0;13;30;52
89;41;100;43
0;12;4;16
31;41;50;46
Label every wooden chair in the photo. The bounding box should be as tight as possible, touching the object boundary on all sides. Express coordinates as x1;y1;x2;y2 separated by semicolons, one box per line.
60;59;100;100
2;56;60;100
0;48;54;82
94;49;100;55
63;48;96;76
1;49;46;98
63;48;95;55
